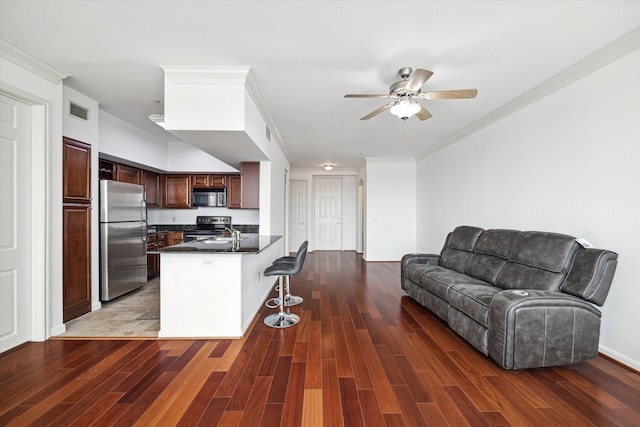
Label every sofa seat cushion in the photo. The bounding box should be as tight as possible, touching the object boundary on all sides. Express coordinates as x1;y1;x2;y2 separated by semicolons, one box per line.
449;284;502;326
405;263;490;300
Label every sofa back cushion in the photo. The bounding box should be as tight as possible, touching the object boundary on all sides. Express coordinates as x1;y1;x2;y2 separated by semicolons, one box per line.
496;231;579;291
439;226;483;273
464;229;518;285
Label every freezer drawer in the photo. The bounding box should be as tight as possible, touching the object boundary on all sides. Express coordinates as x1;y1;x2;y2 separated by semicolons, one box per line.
100;221;147;301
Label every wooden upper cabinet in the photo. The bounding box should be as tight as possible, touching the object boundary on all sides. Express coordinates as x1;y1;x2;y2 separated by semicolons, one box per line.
240;162;259;209
115;164;142;185
226;175;242;209
63;137;91;204
164;175;192;209
227;163;259;209
143;170;161;208
192;174;226;188
99;159;115;180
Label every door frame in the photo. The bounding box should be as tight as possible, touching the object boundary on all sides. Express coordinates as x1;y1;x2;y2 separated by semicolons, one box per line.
1;88;50;344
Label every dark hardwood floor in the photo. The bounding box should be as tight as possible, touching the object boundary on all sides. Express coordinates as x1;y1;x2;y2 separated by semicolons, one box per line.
1;251;639;426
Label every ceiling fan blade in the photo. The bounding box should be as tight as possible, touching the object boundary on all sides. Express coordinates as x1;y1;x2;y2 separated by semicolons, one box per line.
405;68;433;92
344;94;390;99
360;102;394;120
416;104;432;121
420;89;478;100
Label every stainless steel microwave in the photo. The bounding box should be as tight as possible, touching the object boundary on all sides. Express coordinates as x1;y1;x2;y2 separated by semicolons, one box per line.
191;189;226;207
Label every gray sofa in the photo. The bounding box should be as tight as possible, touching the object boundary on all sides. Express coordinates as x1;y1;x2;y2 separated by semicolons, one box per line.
401;226;618;369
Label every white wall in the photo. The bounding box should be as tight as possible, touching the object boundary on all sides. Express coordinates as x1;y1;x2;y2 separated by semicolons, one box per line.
289;168;358;252
63;86;101;311
99;110;169;170
364;158;417;261
416;50;640;369
166;140;237;172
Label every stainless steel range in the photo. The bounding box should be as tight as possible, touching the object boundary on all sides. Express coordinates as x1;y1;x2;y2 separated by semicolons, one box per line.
184;216;232;241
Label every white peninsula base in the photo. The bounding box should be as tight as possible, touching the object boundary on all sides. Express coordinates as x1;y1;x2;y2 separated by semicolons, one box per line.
158;236;284;338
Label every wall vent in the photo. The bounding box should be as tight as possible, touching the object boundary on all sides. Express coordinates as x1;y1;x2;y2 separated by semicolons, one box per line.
69;101;90;122
265;125;271;142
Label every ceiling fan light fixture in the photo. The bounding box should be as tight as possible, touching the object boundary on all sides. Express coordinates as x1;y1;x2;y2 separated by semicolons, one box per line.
390;100;421;120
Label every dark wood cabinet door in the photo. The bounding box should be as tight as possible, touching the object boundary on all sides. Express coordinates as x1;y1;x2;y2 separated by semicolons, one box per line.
164;175;191;208
63;138;91;204
241;162;260;209
192;174;226;188
191;174;210;188
211;175;226;187
115;164;142;185
63;205;91;322
143;170;160;207
227;175;242;209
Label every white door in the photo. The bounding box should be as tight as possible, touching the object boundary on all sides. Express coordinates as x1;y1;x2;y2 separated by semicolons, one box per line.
0;94;33;352
314;178;342;250
289;180;307;252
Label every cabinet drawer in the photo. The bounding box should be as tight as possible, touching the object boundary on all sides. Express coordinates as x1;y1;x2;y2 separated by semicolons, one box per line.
167;231;183;240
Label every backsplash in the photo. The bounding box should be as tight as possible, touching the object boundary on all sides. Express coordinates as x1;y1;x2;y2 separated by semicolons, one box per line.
147;207;259;226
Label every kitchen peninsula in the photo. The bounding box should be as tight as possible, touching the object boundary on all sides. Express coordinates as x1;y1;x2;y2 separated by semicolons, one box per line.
157;234;284;338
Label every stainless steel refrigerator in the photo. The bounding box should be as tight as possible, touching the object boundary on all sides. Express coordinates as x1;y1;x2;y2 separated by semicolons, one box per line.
99;180;147;301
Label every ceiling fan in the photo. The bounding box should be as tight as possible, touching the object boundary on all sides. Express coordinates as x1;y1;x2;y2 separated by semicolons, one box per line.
344;67;477;121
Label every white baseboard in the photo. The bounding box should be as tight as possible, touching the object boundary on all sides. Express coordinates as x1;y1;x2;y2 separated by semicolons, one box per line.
599;344;640;371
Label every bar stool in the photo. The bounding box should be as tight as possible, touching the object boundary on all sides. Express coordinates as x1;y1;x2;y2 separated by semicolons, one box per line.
263;242;308;328
271;241;307;307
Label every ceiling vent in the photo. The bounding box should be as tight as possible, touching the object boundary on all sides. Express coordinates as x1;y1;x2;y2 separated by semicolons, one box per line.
69;101;89;122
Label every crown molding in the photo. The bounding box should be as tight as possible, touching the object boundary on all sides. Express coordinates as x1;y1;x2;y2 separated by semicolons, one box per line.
417;25;640;160
364;157;416;165
0;38;68;84
161;66;250;84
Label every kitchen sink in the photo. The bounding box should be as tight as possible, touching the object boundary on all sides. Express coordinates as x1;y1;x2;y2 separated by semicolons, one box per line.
199;236;247;244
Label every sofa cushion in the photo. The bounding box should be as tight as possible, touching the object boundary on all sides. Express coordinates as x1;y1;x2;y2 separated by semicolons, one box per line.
508;231;578;273
496;262;566;291
464;254;507;285
439;226;484;273
474;229;518;259
406;263;490;300
448;226;484;251
449;284;502;326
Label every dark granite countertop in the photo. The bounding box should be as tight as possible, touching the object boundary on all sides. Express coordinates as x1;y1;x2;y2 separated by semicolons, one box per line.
158;234;282;254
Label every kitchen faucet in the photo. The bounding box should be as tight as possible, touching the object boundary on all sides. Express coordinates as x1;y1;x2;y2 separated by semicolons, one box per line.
224;226;241;241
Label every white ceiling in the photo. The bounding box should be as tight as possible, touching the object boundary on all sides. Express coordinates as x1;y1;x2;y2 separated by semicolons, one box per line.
1;1;639;170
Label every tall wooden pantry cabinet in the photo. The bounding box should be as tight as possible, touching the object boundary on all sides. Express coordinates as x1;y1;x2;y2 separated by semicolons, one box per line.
62;137;92;322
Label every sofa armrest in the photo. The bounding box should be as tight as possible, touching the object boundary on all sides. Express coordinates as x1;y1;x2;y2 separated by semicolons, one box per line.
488;289;601;369
401;253;440;279
561;248;618;306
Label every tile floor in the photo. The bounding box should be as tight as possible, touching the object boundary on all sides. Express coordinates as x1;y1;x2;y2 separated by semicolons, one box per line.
59;278;160;338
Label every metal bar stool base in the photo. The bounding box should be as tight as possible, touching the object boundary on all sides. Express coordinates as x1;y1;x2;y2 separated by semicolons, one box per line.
264;312;300;328
271;295;304;307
